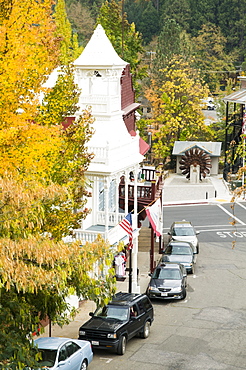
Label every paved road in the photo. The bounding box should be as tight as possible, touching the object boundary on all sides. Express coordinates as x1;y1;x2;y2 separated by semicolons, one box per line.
163;201;246;245
89;241;246;369
88;202;246;370
44;200;246;369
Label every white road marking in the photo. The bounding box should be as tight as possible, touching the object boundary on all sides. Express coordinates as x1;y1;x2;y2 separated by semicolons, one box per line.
236;202;246;211
198;228;244;233
217;204;245;225
100;358;113;363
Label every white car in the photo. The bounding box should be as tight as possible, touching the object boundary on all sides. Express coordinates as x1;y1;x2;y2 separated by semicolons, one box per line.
201;97;215;110
167;220;200;254
34;337;93;370
207;101;215;110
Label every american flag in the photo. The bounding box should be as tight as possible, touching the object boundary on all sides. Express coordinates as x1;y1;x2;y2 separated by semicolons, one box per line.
119;213;133;250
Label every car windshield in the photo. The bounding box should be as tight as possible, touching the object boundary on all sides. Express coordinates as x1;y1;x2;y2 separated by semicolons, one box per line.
37;349;57;368
152;268;181;280
165;246;192;255
172;226;195;236
94;305;129;321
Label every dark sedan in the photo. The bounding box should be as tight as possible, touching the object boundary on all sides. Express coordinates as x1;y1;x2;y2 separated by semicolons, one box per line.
146;262;187;300
160;241;196;274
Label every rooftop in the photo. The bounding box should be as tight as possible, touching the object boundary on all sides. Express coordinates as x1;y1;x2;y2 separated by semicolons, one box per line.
74;24;127;68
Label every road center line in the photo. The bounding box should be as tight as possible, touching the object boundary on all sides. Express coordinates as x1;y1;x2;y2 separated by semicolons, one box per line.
217;204;246;225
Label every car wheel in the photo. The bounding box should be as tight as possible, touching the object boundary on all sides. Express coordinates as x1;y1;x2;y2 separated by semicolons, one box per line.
117;335;126;355
190;265;194;274
196;245;199;254
181;288;186;300
140;321;150;339
80;360;87;370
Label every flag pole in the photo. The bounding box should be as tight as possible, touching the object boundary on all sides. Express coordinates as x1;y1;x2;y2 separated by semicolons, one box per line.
118;212;133;293
128;248;132;293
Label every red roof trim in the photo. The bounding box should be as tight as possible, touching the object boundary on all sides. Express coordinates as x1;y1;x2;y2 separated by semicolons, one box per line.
62;117;76;129
139;137;150;155
129;130;150;155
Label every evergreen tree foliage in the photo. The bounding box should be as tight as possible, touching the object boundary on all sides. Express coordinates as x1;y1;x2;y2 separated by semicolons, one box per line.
64;0;246;79
217;0;246;61
159;0;191;32
151;19;193;88
192;23;236;91
152;19;182;82
125;0;160;44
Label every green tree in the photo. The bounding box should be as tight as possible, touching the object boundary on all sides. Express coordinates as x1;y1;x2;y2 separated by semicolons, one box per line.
159;0;191;32
192;23;236;92
54;0;82;63
125;0;160;44
217;0;246;59
155;19;182;63
97;0;145;94
151;19;192;85
139;1;160;44
0;220;115;369
145;58;214;165
187;0;216;35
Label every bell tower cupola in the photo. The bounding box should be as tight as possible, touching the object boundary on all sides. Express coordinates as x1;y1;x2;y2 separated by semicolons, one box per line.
74;24;127;121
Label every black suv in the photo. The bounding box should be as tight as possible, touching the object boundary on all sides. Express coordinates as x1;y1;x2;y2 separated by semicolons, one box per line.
78;292;154;355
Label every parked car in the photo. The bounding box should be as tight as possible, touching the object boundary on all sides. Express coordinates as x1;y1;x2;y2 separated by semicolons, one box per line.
201;97;215;110
207;101;215;110
34;337;93;370
78;292;154;355
160;240;196;274
167;220;200;253
146;262;187;300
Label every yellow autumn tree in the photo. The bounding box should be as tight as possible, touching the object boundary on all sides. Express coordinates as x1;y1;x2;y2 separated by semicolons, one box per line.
145;58;214;165
0;1;116;368
54;0;83;64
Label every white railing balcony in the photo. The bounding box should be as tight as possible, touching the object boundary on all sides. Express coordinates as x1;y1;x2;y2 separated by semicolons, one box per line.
73;225;138;248
88;135;140;166
73;229;102;244
79;95;120;114
97;211;125;226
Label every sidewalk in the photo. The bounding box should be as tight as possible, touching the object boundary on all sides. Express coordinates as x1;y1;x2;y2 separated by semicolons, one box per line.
163;173;232;205
39;251;152;339
39;172;233;339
